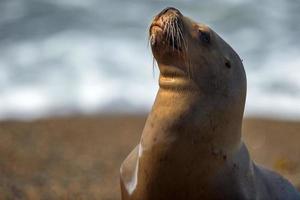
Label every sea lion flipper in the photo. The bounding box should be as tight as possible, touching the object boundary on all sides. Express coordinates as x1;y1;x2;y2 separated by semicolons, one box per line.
120;145;139;198
255;166;300;199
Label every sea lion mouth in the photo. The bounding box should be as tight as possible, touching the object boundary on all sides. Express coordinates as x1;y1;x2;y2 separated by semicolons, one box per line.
149;7;185;52
158;66;194;90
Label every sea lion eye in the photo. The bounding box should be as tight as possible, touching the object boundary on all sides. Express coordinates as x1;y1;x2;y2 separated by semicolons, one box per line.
198;30;210;43
225;59;231;68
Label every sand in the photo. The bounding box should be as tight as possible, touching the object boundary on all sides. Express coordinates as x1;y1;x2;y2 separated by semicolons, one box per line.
0;115;299;199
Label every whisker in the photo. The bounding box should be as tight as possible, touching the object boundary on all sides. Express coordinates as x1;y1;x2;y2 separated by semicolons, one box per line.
174;18;181;49
152;57;157;78
148;35;152;47
165;20;171;43
177;23;184;49
175;21;190;78
170;20;174;51
173;19;178;50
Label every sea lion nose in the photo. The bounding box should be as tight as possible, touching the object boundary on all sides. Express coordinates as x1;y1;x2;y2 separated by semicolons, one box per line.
158;7;182;17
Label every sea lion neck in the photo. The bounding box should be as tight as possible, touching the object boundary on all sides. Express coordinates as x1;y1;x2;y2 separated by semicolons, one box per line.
145;60;243;153
141;80;243;154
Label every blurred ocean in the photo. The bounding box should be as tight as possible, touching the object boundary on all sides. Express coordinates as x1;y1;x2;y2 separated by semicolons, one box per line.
0;0;300;120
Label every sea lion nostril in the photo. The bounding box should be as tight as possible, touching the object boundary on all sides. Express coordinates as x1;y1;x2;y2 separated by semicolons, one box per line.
165;7;180;13
158;7;181;17
162;7;170;14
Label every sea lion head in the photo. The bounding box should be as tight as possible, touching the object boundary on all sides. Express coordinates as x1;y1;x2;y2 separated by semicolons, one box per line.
149;7;246;94
149;7;247;145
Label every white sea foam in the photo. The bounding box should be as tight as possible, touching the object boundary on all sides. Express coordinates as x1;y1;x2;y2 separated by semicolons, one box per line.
0;31;157;120
245;49;300;120
0;0;299;120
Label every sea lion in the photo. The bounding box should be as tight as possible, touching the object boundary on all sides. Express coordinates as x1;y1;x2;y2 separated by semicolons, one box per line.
120;7;300;200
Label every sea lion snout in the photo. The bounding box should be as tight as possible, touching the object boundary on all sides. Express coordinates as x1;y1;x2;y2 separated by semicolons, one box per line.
149;7;186;65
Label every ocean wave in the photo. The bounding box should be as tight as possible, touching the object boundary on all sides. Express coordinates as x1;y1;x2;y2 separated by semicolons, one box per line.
0;0;299;120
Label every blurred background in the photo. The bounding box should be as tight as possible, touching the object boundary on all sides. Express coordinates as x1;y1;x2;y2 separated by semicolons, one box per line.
0;0;299;199
1;0;300;120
